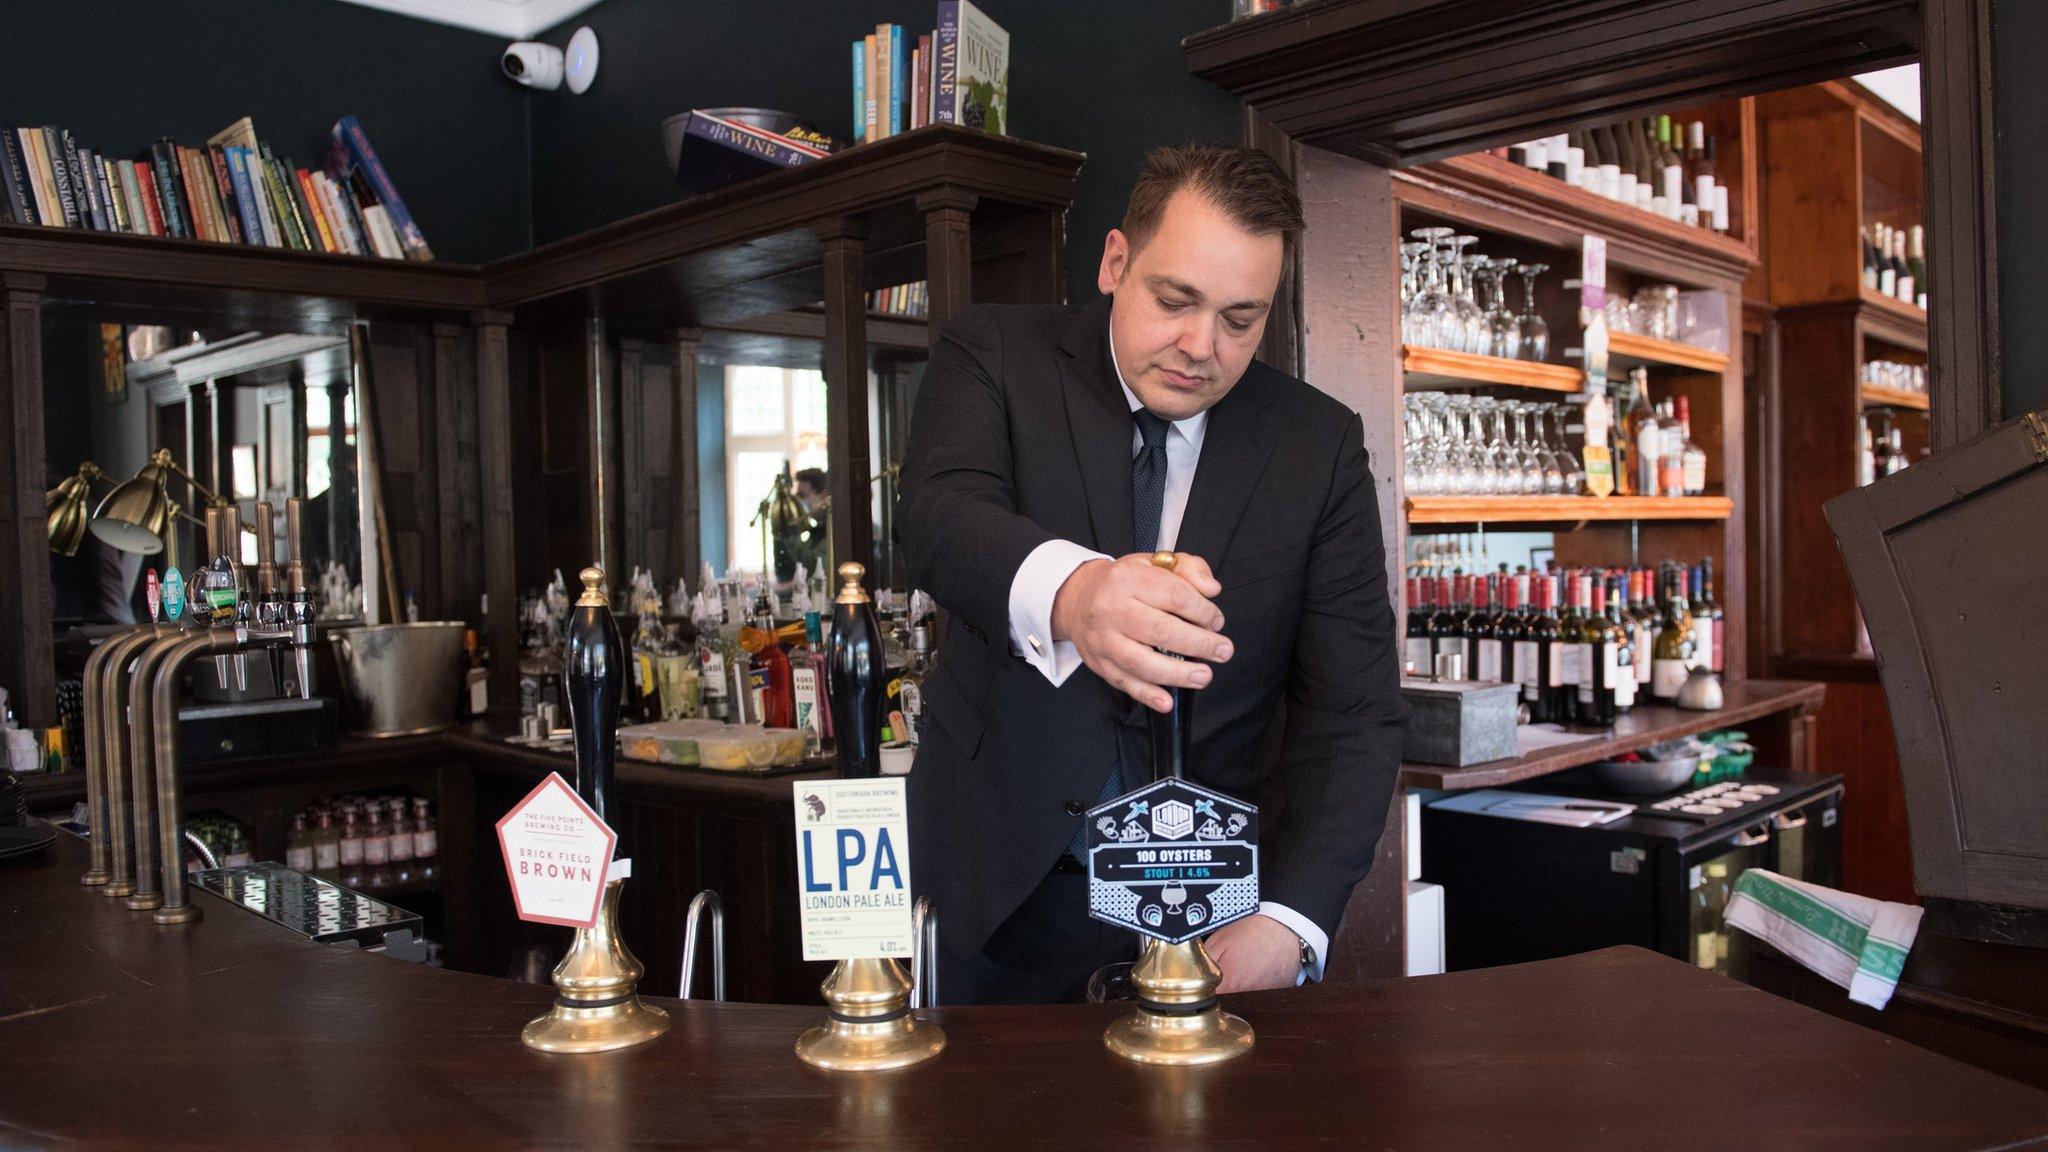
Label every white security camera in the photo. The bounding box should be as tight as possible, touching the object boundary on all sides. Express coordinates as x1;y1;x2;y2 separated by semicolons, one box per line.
501;27;598;94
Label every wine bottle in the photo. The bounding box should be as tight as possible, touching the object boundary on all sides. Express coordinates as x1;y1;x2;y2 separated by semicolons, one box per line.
1527;574;1561;723
1650;565;1695;701
1862;225;1881;290
1705;137;1730;231
1629;568;1656;690
1656;115;1684;218
1900;220;1916;305
1569;573;1601;724
1576;576;1621;726
1691;560;1724;674
1554;573;1586;722
1468;575;1501;683
1429;573;1466;677
1892;227;1915;304
1495;572;1525;689
1677;396;1708;496
1404;575;1432;675
1876;223;1897;297
1593;125;1624;201
1607;574;1638;714
1658;399;1686;499
1612;122;1640;206
1632;119;1657;211
1631;378;1662;497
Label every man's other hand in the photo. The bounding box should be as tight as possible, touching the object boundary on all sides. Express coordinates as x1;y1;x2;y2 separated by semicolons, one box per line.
1049;552;1232;712
1207;913;1302;993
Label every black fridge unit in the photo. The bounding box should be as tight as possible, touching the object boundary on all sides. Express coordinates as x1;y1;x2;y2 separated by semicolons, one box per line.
1421;767;1844;979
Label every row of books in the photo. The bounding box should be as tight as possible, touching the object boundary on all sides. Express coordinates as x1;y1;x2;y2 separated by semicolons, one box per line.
0;115;432;261
852;1;1010;144
869;281;929;319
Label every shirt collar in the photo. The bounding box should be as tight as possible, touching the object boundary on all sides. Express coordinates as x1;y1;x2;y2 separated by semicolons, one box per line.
1109;330;1209;451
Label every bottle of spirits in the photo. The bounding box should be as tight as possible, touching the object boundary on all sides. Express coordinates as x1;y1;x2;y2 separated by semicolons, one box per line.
791;613;831;750
339;810;365;888
310;809;340;880
1676;396;1708;496
1630;378;1662;497
747;595;795;729
285;813;314;872
1404;574;1433;675
412;797;439;883
888;623;932;743
363;806;391;889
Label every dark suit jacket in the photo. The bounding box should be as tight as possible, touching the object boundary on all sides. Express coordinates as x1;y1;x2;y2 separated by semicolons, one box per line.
897;296;1407;959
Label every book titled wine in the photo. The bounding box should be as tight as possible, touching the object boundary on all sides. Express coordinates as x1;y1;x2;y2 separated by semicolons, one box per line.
673;109;836;197
934;0;1009;135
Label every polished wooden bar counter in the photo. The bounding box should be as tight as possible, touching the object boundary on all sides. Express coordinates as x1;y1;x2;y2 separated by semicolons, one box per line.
5;832;2046;1150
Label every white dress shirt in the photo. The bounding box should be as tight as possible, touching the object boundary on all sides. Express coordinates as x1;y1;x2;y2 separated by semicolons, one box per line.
1003;338;1327;982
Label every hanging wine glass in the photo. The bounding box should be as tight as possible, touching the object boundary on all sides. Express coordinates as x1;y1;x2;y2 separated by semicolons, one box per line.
1551;403;1585;494
1407;228;1453;350
1508;401;1544;495
1537;402;1568;494
1515;262;1551;362
1447;236;1486;354
1482;256;1519;360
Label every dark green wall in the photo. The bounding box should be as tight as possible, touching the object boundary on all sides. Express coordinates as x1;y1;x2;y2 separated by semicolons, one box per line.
0;0;531;264
529;0;1240;302
1991;0;2047;420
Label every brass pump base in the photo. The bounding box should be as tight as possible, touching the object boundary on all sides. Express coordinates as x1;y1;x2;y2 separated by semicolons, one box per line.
796;957;946;1071
1104;938;1254;1066
522;877;670;1054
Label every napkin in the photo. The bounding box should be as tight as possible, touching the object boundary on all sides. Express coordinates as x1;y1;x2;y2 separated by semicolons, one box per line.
1725;868;1923;1009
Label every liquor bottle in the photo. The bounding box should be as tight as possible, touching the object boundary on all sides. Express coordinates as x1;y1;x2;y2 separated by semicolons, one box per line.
826;562;887;779
1404;575;1432;674
1429;573;1467;677
747;595;795;729
412;797;439;883
285;813;314;872
1650;565;1696;701
312;809;340;879
1658;399;1687;499
1593;124;1623;201
1629;376;1662;497
362;805;391;889
339;810;365;888
222;829;254;869
1692;560;1725;673
1876;224;1897;297
386;797;415;866
692;595;729;721
1494;573;1525;688
1468;575;1501;683
1908;224;1927;309
791;613;831;749
1524;574;1560;723
1892;228;1915;304
1677;396;1708;496
1612;368;1644;495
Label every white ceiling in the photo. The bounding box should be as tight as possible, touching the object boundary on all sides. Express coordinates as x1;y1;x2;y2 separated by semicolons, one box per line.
333;0;605;39
1854;65;1922;122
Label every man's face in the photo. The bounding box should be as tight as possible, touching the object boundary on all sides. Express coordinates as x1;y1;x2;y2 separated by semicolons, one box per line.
1098;188;1283;421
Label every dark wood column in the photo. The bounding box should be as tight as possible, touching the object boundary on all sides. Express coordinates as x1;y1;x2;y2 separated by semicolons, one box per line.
672;327;702;585
918;189;977;344
472;311;519;717
0;272;50;727
430;322;478;622
815;217;873;578
1922;0;2002;446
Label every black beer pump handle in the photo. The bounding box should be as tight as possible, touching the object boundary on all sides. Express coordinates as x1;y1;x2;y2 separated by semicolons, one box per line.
566;566;623;827
827;561;885;779
1147;552;1194;782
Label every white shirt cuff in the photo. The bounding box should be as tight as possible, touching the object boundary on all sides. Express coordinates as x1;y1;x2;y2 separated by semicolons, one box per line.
1257;902;1329;985
1007;538;1110;687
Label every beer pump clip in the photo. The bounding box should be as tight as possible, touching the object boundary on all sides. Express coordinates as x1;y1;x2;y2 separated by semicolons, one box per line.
1087;553;1259;1066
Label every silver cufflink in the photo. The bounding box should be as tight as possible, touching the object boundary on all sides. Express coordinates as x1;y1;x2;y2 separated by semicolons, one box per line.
1026;634;1044;653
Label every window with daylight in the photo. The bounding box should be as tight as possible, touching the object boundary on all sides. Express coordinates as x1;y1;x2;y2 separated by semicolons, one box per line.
724;365;830;575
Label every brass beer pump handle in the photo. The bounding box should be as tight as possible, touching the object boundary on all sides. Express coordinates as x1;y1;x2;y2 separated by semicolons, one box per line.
521;562;668;1055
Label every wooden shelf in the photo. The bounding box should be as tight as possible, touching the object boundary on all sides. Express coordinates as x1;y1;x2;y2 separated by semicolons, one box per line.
1860;384;1929;411
1402;345;1584;392
1606;331;1731;373
1400;679;1826;790
1859;285;1928;329
1405;495;1734;524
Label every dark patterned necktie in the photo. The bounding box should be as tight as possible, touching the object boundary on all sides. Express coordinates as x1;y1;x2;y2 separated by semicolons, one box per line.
1131;408;1172;553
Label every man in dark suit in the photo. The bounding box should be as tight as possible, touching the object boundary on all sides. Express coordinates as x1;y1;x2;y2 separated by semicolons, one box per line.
898;144;1406;1004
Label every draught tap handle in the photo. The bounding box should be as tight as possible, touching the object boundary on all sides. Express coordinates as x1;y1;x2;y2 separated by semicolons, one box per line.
1147;551;1193;782
252;500;278;598
566;566;623;828
283;497;313;700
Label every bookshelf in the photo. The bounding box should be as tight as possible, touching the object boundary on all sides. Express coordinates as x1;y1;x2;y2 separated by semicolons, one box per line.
0;124;1083;727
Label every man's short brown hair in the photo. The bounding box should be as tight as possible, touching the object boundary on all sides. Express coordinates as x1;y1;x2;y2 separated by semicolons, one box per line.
1120;143;1304;256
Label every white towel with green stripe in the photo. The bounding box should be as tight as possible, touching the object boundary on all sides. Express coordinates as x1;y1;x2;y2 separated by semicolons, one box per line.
1725;868;1923;1010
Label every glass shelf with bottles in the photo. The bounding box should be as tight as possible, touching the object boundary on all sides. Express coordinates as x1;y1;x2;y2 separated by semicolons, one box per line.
283;791;441;897
1500;113;1736;235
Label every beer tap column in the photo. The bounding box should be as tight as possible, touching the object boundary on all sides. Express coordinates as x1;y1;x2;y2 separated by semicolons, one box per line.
90;624;165;897
1103;552;1254;1066
284;497;314;699
520;567;669;1054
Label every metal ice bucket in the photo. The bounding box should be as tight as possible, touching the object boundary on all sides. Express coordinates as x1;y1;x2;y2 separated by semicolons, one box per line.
329;622;467;737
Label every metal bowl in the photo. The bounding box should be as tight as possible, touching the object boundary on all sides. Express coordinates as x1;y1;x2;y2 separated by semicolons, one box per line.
1589;755;1702;795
